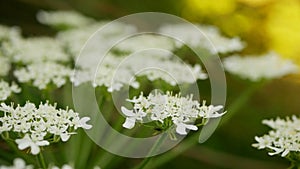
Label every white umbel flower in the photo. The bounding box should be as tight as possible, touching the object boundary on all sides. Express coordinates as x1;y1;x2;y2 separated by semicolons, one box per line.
159;23;245;54
14;62;73;89
0;101;92;155
0;158;33;169
73;51;207;92
57;22;137;58
0;56;11;76
223;52;299;81
252;115;300;157
37;10;95;29
0;80;21;101
121;91;225;135
113;34;176;53
11;37;70;64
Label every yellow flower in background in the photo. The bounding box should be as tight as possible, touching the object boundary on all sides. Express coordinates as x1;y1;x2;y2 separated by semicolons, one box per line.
265;0;300;65
237;0;275;7
183;0;236;19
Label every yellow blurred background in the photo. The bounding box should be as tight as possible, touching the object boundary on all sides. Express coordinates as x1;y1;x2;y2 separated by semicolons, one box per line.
183;0;300;65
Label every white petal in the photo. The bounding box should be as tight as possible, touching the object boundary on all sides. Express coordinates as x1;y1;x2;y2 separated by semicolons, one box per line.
80;117;92;129
37;140;50;146
185;124;198;131
60;133;71;142
281;149;289;157
121;107;135;117
30;144;41;155
122;118;136;129
176;123;187;135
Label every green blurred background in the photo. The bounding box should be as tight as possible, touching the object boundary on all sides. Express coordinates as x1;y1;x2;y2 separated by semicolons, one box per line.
1;0;300;168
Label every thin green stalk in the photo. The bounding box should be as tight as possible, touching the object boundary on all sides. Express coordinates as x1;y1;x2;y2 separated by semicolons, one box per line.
221;80;268;125
133;133;168;169
37;152;47;169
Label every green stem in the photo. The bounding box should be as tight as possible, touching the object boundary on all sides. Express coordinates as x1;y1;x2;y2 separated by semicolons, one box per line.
221;80;268;125
37;152;47;169
133;133;167;169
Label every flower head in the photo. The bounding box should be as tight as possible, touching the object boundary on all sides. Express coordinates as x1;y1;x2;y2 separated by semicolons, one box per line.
159;23;245;54
121;91;225;135
37;10;95;29
14;62;73;89
223;52;299;81
0;101;92;155
0;80;21;101
252;115;300;157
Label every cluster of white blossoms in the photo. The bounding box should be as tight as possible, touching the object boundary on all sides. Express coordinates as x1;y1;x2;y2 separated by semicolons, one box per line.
252;115;300;157
223;52;299;81
0;25;22;76
0;158;33;169
0;101;92;155
36;10;95;29
72;51;207;92
0;80;21;101
0;158;101;169
159;23;245;54
9;37;70;64
14;62;73;89
121;91;225;135
0;57;10;76
57;21;136;58
113;34;176;53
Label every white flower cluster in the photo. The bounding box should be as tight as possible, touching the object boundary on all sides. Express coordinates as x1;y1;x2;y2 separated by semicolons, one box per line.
36;10;95;29
0;158;101;169
121;91;225;135
57;21;136;58
0;158;33;169
73;51;207;92
0;80;21;101
0;101;92;155
0;57;10;76
10;37;70;64
252;115;300;157
223;52;299;81
14;62;73;89
159;23;245;54
0;25;21;76
113;34;176;53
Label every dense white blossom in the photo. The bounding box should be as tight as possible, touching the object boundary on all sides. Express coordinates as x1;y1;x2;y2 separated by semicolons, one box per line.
252;115;300;157
0;57;11;76
9;37;69;64
0;158;101;169
0;25;22;68
159;23;245;54
223;52;299;81
14;62;73;89
113;34;176;53
0;158;33;169
0;101;92;155
121;91;225;135
0;25;21;42
0;80;21;101
57;22;137;58
37;10;95;29
72;51;207;92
